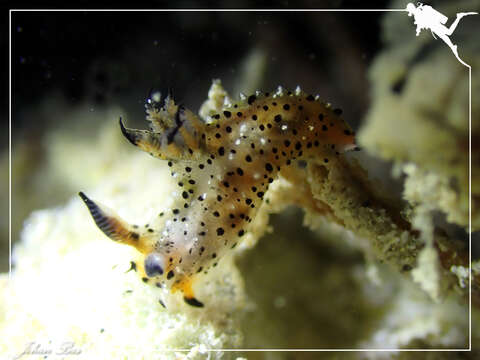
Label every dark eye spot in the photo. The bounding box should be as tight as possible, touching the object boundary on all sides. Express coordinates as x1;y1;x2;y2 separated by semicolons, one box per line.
167;270;174;279
274;114;282;123
144;253;165;277
283;104;290;110
333;108;342;115
218;147;225;156
226;126;232;133
252;115;258;121
265;163;273;172
391;76;406;94
216;227;225;236
245;155;252;162
248;95;256;105
306;95;314;101
263;105;269;111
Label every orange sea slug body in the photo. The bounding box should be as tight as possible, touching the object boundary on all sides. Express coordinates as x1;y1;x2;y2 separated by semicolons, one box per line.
80;84;357;307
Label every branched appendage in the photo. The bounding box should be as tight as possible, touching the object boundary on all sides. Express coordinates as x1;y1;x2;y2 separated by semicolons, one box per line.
145;91;180;132
80;82;358;307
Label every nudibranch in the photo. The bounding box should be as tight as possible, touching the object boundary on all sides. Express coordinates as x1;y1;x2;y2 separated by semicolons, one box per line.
79;82;357;307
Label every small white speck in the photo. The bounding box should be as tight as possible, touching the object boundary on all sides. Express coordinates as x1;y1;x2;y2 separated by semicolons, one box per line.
152;91;161;102
235;139;241;145
260;138;266;145
281;125;288;131
309;125;314;131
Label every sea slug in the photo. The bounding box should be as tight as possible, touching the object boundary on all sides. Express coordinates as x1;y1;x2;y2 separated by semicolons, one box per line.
80;83;357;307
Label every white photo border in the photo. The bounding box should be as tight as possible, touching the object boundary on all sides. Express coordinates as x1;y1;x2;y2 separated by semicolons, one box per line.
8;7;473;353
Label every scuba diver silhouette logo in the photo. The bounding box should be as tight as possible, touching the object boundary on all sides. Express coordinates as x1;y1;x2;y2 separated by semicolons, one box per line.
405;2;477;67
